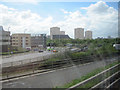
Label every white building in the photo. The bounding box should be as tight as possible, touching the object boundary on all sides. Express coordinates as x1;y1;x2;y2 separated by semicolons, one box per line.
74;28;84;39
50;27;66;40
50;27;60;40
85;30;92;39
60;31;65;35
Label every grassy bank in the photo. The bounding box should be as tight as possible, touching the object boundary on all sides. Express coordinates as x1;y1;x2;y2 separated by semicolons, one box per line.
56;61;120;88
0;50;29;55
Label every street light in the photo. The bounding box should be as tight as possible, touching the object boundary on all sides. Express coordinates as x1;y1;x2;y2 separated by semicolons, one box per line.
8;27;10;56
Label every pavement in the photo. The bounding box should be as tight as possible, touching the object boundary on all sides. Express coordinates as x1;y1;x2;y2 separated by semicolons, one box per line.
2;56;119;88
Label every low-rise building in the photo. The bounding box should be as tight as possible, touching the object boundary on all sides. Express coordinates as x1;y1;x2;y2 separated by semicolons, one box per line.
11;33;31;49
0;26;10;52
31;34;46;49
52;35;70;39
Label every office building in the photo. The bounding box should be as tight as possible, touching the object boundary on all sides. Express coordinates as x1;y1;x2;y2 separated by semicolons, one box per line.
50;27;60;40
60;31;65;35
0;26;10;52
31;34;46;49
85;31;92;39
74;28;84;39
52;35;70;40
11;33;31;49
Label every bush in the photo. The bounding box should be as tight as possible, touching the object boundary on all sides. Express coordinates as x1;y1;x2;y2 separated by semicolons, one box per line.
69;52;90;59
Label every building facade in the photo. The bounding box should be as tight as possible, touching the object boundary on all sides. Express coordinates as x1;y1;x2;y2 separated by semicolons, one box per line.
50;27;67;40
50;27;60;40
31;34;46;49
0;26;10;52
60;31;65;35
74;28;84;39
11;34;31;49
85;31;92;39
52;35;70;40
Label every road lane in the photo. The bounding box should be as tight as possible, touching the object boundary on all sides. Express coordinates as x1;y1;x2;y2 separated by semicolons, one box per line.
2;57;119;88
1;51;54;64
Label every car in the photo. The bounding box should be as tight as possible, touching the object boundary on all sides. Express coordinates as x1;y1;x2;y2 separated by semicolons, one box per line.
113;44;120;50
38;50;43;53
53;50;58;52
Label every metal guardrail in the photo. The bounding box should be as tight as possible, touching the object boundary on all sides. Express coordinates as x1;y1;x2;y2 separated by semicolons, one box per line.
106;77;120;89
66;63;120;90
90;71;120;89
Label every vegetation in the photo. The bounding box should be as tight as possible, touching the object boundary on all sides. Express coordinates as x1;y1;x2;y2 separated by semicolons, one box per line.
56;61;120;88
0;50;29;55
47;38;120;47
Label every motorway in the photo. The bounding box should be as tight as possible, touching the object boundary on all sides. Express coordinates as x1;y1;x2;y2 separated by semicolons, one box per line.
1;47;66;65
1;51;54;64
2;57;119;88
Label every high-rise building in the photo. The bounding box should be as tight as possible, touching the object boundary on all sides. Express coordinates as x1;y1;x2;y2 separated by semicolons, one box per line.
74;28;84;39
50;27;66;40
11;33;31;49
50;27;60;40
85;31;92;39
0;26;10;52
60;31;65;35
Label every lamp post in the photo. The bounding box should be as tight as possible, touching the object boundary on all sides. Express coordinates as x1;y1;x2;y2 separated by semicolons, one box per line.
8;27;10;56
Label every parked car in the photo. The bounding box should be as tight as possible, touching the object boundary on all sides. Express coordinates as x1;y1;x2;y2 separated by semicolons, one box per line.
38;50;43;53
53;50;58;52
113;44;120;50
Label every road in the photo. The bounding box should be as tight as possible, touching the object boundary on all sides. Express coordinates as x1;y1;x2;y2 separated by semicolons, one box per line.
2;57;119;88
1;47;67;65
1;51;54;64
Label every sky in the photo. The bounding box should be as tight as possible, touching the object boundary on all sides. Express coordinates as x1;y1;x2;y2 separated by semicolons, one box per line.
0;0;118;38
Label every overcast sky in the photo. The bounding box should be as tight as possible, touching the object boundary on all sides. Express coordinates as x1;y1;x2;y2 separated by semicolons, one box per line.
0;1;118;38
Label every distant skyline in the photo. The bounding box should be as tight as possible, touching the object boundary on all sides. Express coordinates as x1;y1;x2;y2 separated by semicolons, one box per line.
0;1;118;38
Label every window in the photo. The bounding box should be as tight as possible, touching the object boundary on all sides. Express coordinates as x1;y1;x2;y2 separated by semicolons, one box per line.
12;37;15;39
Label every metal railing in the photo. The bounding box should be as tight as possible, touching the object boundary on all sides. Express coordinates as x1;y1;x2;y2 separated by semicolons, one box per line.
66;63;120;90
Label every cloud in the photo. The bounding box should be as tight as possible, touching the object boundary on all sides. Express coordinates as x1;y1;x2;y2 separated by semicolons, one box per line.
0;4;53;35
0;1;118;38
58;1;118;38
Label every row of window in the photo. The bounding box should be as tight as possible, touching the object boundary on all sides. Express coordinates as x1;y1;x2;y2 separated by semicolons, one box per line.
12;40;29;42
12;37;29;39
12;43;29;45
0;40;9;42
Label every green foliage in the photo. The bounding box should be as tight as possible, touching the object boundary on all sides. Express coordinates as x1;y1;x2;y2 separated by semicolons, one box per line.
69;52;90;59
0;50;29;55
56;61;119;88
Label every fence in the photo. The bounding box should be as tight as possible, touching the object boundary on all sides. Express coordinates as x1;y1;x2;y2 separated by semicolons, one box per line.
66;63;120;90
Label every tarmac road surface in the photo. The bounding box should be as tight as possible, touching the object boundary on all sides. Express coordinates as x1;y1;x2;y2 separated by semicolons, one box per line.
2;57;119;88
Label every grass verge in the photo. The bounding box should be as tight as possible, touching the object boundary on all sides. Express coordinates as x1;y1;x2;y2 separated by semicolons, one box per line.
56;61;120;88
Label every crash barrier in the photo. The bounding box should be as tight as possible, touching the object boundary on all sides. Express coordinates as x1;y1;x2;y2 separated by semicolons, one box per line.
66;63;120;90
